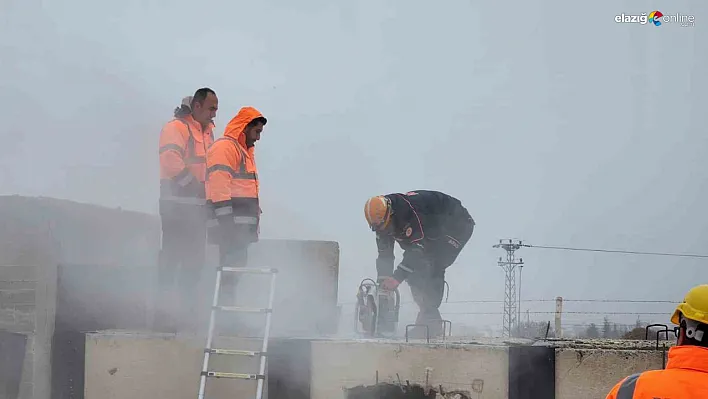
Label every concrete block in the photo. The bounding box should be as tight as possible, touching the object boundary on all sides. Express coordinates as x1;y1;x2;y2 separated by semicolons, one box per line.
0;196;160;270
14;335;34;399
0;330;27;399
76;332;676;399
0;312;34;334
54;264;150;333
555;348;664;399
19;351;33;388
81;333;514;399
312;340;509;399
0;281;36;291
83;331;263;399
0;290;35;306
213;239;341;338
0;310;14;325
11;305;35;335
17;383;33;399
0;267;37;284
50;331;86;399
509;345;555;399
0;196;162;399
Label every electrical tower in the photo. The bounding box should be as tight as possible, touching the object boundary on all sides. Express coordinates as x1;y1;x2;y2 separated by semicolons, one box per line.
493;239;525;338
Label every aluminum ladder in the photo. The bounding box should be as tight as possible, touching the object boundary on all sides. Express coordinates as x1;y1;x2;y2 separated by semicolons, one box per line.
197;266;278;399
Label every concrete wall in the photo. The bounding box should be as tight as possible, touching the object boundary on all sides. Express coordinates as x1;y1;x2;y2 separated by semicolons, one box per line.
0;330;28;399
228;239;340;337
77;332;675;399
0;265;41;399
553;340;668;399
84;331;264;399
0;196;159;399
80;333;511;399
0;195;672;399
0;196;340;399
82;331;314;399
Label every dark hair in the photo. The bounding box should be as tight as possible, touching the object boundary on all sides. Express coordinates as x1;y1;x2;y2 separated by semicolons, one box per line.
173;104;191;118
192;87;216;107
246;116;268;128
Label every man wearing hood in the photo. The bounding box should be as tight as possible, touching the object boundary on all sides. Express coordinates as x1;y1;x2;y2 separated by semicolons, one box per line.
205;106;267;322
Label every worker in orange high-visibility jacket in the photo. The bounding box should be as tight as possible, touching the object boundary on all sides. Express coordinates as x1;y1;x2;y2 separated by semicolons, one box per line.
206;106;266;332
155;88;218;333
605;284;708;399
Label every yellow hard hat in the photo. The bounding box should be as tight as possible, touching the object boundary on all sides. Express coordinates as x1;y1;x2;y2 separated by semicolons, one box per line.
671;284;708;325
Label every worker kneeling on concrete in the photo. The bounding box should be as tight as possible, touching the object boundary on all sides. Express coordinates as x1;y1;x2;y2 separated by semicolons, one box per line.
206;106;267;334
364;190;475;338
605;284;708;399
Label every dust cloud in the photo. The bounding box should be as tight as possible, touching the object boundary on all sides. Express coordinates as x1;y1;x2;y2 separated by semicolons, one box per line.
1;0;707;375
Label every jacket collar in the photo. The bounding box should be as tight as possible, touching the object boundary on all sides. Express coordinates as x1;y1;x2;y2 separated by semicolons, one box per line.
666;345;708;373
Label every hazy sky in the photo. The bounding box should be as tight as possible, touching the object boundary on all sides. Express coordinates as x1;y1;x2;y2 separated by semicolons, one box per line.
1;0;706;331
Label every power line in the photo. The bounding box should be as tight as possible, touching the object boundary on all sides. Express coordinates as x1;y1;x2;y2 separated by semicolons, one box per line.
339;298;678;305
442;311;667;315
559;299;677;303
440;299;676;304
524;244;708;259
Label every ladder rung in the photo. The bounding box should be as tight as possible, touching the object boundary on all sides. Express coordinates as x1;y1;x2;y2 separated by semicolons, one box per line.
205;348;265;357
201;371;265;380
214;306;272;313
219;267;278;274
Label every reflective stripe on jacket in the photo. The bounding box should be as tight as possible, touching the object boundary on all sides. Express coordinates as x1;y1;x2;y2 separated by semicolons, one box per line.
159;115;214;205
206;107;263;223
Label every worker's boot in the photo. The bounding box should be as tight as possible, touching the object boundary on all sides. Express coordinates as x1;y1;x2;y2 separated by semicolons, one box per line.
408;308;443;339
406;323;443;340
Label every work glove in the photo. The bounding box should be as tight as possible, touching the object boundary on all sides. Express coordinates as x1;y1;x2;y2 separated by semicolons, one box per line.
378;276;400;291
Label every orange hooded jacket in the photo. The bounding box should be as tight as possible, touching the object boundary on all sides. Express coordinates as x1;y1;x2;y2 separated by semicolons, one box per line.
605;345;708;399
206;106;266;220
158;114;214;203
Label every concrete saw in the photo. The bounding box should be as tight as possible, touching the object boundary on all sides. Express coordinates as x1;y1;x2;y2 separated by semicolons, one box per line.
354;278;401;337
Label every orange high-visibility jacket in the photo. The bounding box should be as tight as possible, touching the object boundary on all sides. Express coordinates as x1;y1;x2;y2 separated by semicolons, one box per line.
605;345;708;399
158;115;214;204
206;107;264;223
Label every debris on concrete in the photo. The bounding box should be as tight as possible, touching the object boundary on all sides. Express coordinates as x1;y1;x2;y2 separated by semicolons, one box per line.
343;382;472;399
543;338;676;350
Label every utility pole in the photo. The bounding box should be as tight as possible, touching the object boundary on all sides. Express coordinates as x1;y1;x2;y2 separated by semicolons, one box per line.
493;239;525;338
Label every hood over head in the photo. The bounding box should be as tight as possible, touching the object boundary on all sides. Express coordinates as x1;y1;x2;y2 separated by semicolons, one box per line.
223;106;267;147
181;96;193;109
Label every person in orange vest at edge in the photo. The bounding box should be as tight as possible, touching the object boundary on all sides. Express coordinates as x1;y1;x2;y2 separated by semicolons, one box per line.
155;88;217;333
605;284;708;399
205;106;267;335
364;190;475;339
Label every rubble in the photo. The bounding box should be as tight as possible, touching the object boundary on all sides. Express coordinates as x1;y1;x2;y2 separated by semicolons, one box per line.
344;382;473;399
543;338;676;350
